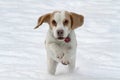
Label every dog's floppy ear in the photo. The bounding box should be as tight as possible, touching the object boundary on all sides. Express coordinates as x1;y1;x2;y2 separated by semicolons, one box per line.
70;12;84;30
34;13;51;29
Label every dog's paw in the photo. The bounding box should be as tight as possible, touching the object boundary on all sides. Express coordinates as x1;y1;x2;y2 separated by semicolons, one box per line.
61;60;69;65
56;53;64;59
61;57;70;65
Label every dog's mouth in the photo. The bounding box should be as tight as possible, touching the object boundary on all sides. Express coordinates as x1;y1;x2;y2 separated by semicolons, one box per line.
57;36;71;43
57;37;64;40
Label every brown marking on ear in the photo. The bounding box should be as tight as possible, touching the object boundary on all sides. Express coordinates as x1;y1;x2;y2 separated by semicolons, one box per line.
70;12;84;30
34;13;51;29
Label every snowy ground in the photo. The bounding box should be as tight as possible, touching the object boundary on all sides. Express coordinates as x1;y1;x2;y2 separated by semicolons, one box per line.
0;0;120;80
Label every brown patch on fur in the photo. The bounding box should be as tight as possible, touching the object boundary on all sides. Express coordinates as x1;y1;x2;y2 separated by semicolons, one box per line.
70;12;84;30
49;11;60;29
34;11;60;29
63;11;72;30
34;13;51;29
34;11;84;30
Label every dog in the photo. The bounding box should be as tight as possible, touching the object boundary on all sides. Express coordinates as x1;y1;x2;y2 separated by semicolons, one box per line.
34;11;84;75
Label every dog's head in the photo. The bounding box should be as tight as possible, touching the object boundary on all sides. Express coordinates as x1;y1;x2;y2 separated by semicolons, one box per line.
34;11;84;40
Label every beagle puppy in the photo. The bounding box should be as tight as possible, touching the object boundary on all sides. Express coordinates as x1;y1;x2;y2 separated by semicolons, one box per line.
35;11;84;75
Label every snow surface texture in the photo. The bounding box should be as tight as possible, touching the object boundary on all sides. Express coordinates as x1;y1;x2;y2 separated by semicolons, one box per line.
0;0;120;80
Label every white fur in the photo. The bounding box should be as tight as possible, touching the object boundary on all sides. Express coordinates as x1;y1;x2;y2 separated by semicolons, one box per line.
45;30;77;75
45;11;77;75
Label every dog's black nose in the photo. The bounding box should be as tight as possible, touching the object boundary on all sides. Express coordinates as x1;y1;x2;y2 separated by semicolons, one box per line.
57;30;64;36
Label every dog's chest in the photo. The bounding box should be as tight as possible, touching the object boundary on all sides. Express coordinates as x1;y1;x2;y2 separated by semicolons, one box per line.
57;41;71;51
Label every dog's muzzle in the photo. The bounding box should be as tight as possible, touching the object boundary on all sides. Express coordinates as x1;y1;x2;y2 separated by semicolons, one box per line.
57;29;64;40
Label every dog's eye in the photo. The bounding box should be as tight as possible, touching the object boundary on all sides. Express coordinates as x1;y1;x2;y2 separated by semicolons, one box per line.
63;19;69;26
52;20;57;26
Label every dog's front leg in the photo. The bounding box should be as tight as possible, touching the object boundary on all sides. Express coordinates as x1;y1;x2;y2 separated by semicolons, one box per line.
46;43;64;75
61;48;76;72
47;54;58;75
68;54;76;73
47;43;64;60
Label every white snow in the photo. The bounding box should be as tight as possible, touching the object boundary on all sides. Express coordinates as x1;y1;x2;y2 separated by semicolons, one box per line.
0;0;120;80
